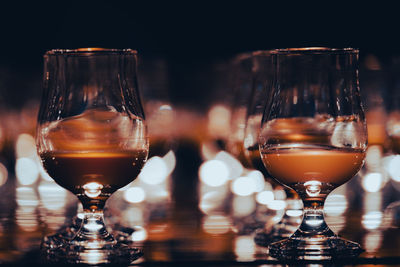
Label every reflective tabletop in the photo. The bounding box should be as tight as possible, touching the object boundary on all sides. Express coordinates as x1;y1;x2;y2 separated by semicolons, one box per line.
0;138;400;266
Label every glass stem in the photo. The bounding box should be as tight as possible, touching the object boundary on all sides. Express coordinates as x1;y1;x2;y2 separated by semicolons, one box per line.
74;208;115;246
294;198;335;238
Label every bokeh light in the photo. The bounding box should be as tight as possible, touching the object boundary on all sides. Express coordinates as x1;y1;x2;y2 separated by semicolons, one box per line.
124;187;146;203
199;160;229;187
0;162;8;187
231;176;256;196
202;214;232;235
139;156;168;185
234;235;255;261
15;157;39;185
362;172;384;192
232;195;255;217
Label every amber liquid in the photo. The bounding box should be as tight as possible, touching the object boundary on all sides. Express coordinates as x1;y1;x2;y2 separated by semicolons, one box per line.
246;144;270;178
261;146;365;187
41;150;147;210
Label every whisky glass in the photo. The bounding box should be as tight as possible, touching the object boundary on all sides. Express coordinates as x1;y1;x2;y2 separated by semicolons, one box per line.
36;48;148;264
259;48;367;260
244;50;301;245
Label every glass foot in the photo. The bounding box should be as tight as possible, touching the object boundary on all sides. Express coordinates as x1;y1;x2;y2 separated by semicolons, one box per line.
268;235;363;260
254;220;298;246
40;225;143;264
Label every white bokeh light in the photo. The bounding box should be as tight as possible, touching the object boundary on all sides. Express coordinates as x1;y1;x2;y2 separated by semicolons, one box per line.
15;157;39;186
202;214;231;235
247;170;265;192
362;172;383;193
234;235;256;261
124;187;146;203
231;176;256;196
386;155;400;182
324;194;348;216
256;190;274;205
215;151;243;179
15;133;37;159
232;196;256;217
0;162;8;187
131;226;148;241
139;156;168;185
362;211;383;230
199;160;229;187
38;182;67;211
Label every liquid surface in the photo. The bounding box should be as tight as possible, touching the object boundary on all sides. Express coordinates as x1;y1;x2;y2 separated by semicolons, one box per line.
261;146;365;186
41;150;147;209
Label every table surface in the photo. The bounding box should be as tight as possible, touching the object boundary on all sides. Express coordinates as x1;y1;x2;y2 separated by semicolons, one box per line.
1;142;400;266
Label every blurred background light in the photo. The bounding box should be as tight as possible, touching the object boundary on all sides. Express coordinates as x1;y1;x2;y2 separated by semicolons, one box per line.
324;194;348;216
131;226;148;242
38;182;67;211
256;190;274;205
232;195;255;217
199;160;229;187
215;151;243;179
234;235;255;261
362;172;384;193
0;162;8;187
202;214;231;235
15;157;39;186
15;133;36;158
362;211;383;230
124;187;146;203
139;156;168;185
231;176;256;196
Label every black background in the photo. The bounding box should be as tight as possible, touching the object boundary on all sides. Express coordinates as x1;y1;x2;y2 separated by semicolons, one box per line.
0;1;397;109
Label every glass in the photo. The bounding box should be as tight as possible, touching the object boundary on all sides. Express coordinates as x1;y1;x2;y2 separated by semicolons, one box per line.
259;48;367;260
36;48;148;264
244;51;301;245
226;52;254;166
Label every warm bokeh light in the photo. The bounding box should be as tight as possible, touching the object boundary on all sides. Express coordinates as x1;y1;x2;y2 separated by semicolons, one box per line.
0;162;8;187
15;157;39;186
199;189;227;214
15;133;37;159
202;214;232;235
232;195;255;217
131;226;148;241
199;160;229;187
15;187;39;232
363;231;382;253
207;105;231;139
234;235;256;261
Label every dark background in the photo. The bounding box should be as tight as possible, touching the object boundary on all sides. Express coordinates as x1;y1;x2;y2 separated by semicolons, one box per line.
0;1;397;109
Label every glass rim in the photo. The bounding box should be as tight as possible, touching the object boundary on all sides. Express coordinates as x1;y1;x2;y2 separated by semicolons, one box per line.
251;50;274;57
44;48;137;56
271;47;359;55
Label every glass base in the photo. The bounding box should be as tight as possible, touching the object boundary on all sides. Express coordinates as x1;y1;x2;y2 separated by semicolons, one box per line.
268;235;363;260
254;199;302;247
41;226;143;264
254;219;298;246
